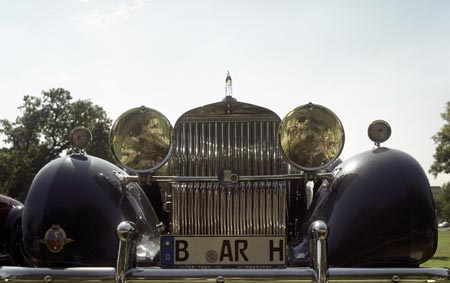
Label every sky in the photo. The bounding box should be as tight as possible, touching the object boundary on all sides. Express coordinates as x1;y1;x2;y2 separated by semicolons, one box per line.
0;0;449;186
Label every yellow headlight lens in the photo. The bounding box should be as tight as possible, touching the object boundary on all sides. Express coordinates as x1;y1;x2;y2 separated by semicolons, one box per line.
110;106;172;173
279;103;345;171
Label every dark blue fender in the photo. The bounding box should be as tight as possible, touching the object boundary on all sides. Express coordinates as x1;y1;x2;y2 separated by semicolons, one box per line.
22;154;159;267
0;194;23;265
292;147;437;267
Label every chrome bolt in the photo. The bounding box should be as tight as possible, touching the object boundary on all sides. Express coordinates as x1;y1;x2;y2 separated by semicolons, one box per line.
216;275;225;283
392;275;400;283
43;275;52;283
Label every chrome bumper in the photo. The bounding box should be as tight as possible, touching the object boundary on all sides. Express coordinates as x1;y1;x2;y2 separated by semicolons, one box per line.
1;221;448;283
1;266;449;283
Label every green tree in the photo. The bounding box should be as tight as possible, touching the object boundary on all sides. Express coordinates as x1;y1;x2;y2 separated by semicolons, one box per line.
435;182;450;221
0;88;112;201
430;101;450;177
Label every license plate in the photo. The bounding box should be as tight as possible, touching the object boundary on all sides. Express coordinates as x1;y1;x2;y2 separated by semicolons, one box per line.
160;236;286;267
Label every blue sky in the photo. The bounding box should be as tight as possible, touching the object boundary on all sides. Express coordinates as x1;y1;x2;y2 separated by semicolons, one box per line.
1;0;449;186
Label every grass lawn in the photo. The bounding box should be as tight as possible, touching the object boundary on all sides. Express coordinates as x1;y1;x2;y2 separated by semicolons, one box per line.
421;229;450;267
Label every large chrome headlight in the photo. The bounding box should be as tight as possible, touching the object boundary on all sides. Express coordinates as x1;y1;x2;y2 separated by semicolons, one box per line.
110;106;173;173
279;103;345;171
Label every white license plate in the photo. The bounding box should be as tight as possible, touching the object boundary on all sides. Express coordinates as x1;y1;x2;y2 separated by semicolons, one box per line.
160;236;286;267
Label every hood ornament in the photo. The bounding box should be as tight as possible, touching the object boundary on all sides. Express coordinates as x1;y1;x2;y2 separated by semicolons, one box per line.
224;70;236;102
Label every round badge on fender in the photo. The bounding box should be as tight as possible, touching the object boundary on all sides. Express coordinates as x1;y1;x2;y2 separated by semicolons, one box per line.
39;225;74;253
279;102;345;171
110;106;173;173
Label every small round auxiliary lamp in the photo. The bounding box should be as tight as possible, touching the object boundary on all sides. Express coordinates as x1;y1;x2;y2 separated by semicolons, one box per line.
110;106;173;173
70;127;92;152
279;103;345;172
368;120;391;147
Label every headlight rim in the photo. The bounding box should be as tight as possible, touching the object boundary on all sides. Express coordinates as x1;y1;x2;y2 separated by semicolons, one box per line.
278;102;345;172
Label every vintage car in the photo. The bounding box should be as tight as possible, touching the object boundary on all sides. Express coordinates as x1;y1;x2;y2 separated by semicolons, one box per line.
0;73;449;283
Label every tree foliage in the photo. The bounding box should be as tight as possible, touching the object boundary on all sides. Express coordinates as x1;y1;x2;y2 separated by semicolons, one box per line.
435;182;450;221
0;88;112;201
430;101;450;177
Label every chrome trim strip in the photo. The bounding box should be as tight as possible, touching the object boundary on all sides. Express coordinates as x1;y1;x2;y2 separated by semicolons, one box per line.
0;267;116;281
328;267;450;280
1;266;449;282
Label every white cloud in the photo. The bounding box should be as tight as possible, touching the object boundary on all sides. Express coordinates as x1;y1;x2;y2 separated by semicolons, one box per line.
42;73;74;87
78;0;151;27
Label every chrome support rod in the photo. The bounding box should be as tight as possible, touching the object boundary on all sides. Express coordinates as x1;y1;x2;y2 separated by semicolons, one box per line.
116;172;335;186
115;221;136;283
148;174;304;182
139;173;333;183
310;220;329;283
113;171;139;187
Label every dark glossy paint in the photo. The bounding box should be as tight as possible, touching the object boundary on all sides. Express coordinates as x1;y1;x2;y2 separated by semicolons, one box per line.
0;195;23;224
292;147;437;267
0;194;23;264
21;154;156;267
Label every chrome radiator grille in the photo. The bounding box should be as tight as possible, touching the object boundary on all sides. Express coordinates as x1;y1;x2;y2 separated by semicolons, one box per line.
171;181;287;235
168;106;288;236
171;117;285;176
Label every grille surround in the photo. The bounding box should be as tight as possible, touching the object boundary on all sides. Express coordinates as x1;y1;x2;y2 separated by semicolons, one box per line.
168;98;288;236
